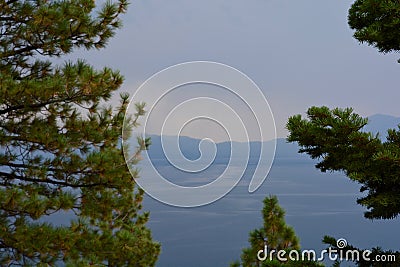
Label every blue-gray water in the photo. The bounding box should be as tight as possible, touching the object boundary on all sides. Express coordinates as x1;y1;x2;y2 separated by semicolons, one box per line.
41;137;400;267
141;156;400;267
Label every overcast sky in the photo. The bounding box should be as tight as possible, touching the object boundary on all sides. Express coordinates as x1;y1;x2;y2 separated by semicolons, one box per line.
69;0;400;141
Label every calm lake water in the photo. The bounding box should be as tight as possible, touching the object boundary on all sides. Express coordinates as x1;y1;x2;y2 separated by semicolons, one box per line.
140;155;400;267
41;146;400;267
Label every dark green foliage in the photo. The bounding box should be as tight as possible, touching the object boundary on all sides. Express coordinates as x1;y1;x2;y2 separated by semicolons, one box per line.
0;0;160;265
323;236;400;267
231;196;323;267
287;106;400;219
348;0;400;54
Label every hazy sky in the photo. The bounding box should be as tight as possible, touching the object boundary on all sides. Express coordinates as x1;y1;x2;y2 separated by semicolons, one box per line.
69;0;400;140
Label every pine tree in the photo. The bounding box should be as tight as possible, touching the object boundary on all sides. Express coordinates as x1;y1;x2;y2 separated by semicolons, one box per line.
348;0;400;55
0;0;160;265
287;106;400;220
231;196;323;267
